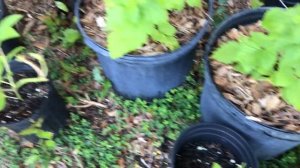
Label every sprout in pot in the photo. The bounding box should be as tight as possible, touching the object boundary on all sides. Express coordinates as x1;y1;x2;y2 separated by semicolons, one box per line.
81;0;208;58
0;14;48;124
212;6;300;132
76;0;213;99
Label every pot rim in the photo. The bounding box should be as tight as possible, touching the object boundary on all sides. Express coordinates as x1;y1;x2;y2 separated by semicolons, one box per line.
171;123;259;168
74;0;214;63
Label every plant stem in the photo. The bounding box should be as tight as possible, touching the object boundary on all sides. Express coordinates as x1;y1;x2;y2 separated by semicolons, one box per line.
0;48;22;100
1;81;13;86
5;95;20;100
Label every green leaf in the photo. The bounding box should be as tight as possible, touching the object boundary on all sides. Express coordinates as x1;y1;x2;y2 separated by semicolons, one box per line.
250;0;263;8
271;67;296;87
62;28;81;45
186;0;202;8
6;46;25;60
253;48;277;76
44;140;56;149
163;0;185;10
281;80;300;111
212;41;240;64
0;14;23;28
0;89;6;111
0;27;20;43
262;8;288;35
19;128;40;136
15;77;48;90
55;1;69;12
24;155;40;166
212;162;222;168
142;2;169;24
35;131;54;140
157;22;177;36
92;67;103;83
107;24;148;58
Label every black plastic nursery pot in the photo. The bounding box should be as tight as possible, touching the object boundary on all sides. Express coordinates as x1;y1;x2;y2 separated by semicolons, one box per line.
201;8;300;160
264;0;300;7
171;123;259;168
0;61;69;140
75;0;214;100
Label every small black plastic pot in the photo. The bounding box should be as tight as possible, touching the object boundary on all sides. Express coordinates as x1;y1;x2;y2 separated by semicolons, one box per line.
264;0;300;7
201;8;300;160
0;61;69;141
75;0;214;100
171;123;258;168
0;0;21;54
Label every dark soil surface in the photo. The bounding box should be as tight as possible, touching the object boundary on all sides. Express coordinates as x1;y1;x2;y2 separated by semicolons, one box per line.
81;0;209;56
176;142;240;168
211;22;300;133
0;73;49;124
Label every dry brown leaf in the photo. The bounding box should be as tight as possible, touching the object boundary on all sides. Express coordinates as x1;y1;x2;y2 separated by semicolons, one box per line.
224;93;243;106
259;95;281;112
20;140;34;148
226;28;242;40
22;20;36;35
284;124;298;131
105;110;116;117
252;103;262;116
118;158;125;168
214;76;229;88
33;38;49;50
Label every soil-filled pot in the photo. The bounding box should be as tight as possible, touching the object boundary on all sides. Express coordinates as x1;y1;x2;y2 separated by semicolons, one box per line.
0;0;21;54
75;0;214;100
0;61;69;141
264;0;300;7
171;123;258;168
201;8;300;160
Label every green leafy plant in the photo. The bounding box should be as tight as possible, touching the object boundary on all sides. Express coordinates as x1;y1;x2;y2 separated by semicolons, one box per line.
19;118;57;167
62;28;81;48
43;3;81;48
103;0;202;58
0;14;49;111
213;6;300;110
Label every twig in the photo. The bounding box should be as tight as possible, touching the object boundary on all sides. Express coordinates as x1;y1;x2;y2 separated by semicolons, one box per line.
203;11;214;22
69;104;92;109
80;98;107;108
140;158;151;168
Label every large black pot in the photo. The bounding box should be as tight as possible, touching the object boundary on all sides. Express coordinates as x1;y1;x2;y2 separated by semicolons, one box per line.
264;0;300;7
0;0;21;54
171;123;258;168
201;8;300;160
75;0;214;100
0;61;69;140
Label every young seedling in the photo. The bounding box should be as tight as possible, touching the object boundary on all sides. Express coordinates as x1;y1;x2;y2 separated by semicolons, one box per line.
103;0;203;58
213;6;300;111
0;14;49;111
